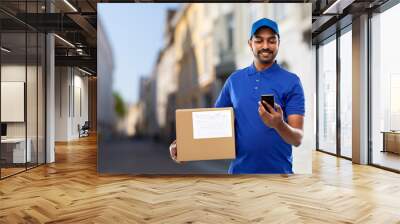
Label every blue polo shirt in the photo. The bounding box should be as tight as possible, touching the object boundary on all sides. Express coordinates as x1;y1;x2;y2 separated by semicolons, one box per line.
215;62;305;174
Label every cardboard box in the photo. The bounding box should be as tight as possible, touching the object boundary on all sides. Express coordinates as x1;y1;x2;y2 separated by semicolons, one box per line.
175;107;236;161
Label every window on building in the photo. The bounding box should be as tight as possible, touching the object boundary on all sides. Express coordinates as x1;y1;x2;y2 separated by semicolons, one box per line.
317;35;337;155
371;3;400;171
339;28;352;158
227;13;234;51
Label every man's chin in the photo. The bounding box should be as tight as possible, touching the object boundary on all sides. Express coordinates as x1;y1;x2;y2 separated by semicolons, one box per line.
259;59;274;65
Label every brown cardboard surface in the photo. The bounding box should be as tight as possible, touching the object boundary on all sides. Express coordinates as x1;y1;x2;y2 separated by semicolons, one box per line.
175;107;236;161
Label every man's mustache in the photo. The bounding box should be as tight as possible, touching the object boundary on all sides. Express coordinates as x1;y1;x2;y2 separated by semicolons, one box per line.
258;49;273;54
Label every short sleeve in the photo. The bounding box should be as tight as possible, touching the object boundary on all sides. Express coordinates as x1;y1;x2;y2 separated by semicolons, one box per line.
214;79;233;108
285;78;305;116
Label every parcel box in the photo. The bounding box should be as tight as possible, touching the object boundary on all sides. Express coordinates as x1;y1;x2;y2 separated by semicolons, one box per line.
175;107;236;161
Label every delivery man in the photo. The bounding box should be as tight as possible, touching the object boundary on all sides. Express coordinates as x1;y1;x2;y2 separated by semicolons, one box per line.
169;18;305;174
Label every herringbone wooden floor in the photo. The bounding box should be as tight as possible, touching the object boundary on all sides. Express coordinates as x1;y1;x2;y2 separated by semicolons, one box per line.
1;135;400;224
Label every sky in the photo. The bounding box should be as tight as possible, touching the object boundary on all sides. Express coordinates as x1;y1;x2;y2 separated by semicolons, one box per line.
98;3;181;104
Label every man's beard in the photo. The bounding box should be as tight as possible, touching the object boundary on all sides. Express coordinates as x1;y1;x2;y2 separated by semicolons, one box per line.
254;49;277;64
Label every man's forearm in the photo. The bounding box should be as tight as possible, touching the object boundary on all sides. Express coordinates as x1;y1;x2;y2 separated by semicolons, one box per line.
275;121;303;147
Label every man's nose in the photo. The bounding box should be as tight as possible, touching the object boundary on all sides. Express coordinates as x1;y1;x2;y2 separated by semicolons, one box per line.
261;40;269;49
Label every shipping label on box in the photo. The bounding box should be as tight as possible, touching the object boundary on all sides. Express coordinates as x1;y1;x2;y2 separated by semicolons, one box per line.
175;107;236;161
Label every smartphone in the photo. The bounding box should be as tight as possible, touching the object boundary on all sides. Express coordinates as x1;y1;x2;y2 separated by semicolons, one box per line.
261;94;275;113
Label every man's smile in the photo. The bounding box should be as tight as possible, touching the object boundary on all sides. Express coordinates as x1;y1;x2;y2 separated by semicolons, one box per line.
260;52;270;57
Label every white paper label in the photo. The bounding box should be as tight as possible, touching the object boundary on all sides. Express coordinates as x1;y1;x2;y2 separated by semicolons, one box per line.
192;110;232;139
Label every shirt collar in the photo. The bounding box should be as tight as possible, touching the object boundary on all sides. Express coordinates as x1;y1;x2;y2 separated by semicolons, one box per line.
248;61;280;76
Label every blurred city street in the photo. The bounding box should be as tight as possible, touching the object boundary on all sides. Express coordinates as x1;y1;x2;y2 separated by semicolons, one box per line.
100;137;231;174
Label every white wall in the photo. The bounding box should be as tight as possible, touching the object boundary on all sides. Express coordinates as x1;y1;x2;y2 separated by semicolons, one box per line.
1;65;27;140
55;66;68;141
55;67;89;141
1;82;25;122
73;72;89;138
1;63;47;164
1;66;26;127
1;65;37;138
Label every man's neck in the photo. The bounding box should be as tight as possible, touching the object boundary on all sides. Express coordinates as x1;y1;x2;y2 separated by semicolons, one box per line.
254;61;274;72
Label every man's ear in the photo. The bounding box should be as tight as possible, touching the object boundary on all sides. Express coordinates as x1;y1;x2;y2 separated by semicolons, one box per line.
248;39;252;50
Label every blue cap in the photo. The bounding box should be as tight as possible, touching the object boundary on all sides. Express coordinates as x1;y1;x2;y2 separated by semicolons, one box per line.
250;18;279;39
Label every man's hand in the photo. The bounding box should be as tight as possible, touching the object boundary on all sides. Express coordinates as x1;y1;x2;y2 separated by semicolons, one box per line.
258;101;284;129
169;140;183;164
258;101;304;147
